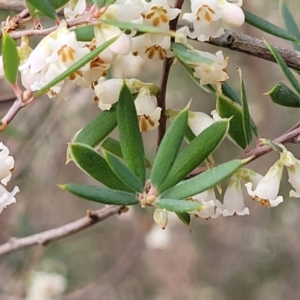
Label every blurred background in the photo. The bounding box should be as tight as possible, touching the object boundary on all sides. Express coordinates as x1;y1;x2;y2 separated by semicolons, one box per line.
1;1;300;299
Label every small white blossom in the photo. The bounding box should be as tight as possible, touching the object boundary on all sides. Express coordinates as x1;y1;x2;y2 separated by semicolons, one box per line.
145;225;172;249
245;160;284;207
0;185;19;214
135;87;161;132
0;142;15;185
222;174;249;217
188;111;215;136
153;208;168;229
64;0;86;20
0;55;5;79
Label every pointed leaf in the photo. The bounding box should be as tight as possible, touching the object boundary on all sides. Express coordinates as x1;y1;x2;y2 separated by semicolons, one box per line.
35;36;119;98
26;0;58;20
160;159;244;200
73;25;95;42
61;183;138;205
69;143;133;192
118;82;145;183
244;9;300;43
158;119;229;193
266;82;300;107
217;95;247;149
2;32;19;84
103;150;144;192
74;105;117;148
238;67;252;146
49;0;69;9
156;198;202;213
176;212;191;227
280;0;300;51
151;107;188;189
264;39;300;96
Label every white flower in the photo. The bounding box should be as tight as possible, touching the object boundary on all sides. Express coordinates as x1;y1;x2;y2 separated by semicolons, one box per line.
135;87;161;132
145;224;172;249
193;50;229;93
183;0;244;42
190;189;223;219
245;160;284;207
0;55;5;79
0;185;19;214
0;142;15;185
26;271;67;300
280;148;300;198
222;174;249;217
153;208;168;229
64;0;86;20
188;111;215;136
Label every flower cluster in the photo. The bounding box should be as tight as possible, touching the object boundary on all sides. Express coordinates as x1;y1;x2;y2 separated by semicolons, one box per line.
0;143;19;215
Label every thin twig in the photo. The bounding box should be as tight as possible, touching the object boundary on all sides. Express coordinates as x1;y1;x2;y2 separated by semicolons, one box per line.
0;205;124;256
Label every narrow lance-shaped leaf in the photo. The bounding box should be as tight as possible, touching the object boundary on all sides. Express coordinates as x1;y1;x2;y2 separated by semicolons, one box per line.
266;82;300;107
279;0;300;51
26;0;58;20
103;150;144;193
73;104;117;148
2;32;19;85
69;143;134;192
118;82;145;183
151;107;188;189
264;39;300;96
176;212;191;228
217;95;247;149
155;198;202;213
35;36;119;98
49;0;69;9
160;159;245;200
238;67;252;146
244;9;300;43
60;183;139;205
158;119;230;193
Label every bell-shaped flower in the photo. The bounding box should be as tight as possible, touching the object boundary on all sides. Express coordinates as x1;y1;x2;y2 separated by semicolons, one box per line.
0;185;19;214
0;142;15;186
190;189;223;219
245;160;284;207
280;148;300;198
135;87;161;132
188;111;215;136
222;174;249;217
153;208;168;229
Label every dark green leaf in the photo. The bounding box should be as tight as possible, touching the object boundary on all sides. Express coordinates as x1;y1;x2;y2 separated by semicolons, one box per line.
217;95;247;149
118;82;145;183
151;107;188;189
103;150;144;192
73;25;95;42
280;0;300;51
185;126;196;143
49;0;69;9
160;159;244;200
35;36;119;98
2;32;19;85
175;212;191;227
244;9;300;43
156;198;202;212
266;82;300;107
74;105;117;148
26;0;58;20
159;120;229;193
61;183;139;205
69;143;133;192
264;39;300;96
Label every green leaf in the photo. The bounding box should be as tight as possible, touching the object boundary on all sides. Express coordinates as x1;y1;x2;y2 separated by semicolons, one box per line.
103;150;144;193
61;183;139;205
185;125;196;143
156;198;202;213
264;39;300;96
118;82;145;183
158;119;229;193
266;82;300;107
35;36;119;98
175;212;191;228
171;42;213;66
26;0;58;20
73;25;95;42
2;32;19;85
49;0;69;9
238;67;252;146
280;0;300;51
102;20;177;37
73;105;117;148
93;0;116;8
151;107;188;189
69;143;133;192
244;9;300;43
217;95;247;149
160;159;244;200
